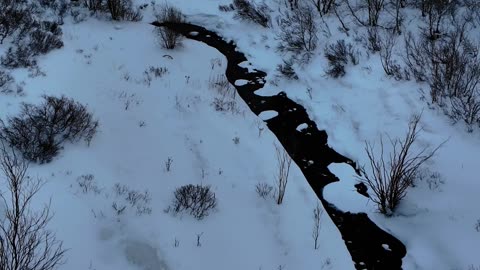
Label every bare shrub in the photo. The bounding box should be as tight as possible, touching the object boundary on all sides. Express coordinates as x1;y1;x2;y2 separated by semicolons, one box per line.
0;0;35;44
233;0;271;28
0;95;99;163
83;0;105;13
0;69;14;91
218;3;235;12
1;45;37;69
366;26;382;52
171;184;217;220
255;182;273;199
404;23;480;127
346;0;386;27
0;145;66;270
27;22;64;54
274;143;292;205
1;21;63;69
39;0;69;23
154;4;185;49
276;59;298;80
312;202;323;250
106;0;142;21
419;0;457;40
277;3;318;64
310;0;336;15
403;32;429;82
357;114;443;215
324;40;359;78
379;31;403;80
389;0;405;34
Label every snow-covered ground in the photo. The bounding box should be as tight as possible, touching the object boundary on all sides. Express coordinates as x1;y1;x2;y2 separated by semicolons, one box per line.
1;1;479;270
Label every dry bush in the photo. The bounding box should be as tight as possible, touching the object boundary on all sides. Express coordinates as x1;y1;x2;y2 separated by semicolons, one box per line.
274;143;292;205
0;145;66;270
171;184;217;220
418;0;457;40
379;31;403;80
106;0;142;21
233;0;271;27
346;0;386;27
324;39;359;78
1;21;63;69
366;26;382;52
277;2;318;64
310;0;336;15
84;0;105;13
0;69;14;90
0;95;99;163
276;58;298;80
154;4;185;49
357;114;443;215
404;23;480;128
0;0;35;44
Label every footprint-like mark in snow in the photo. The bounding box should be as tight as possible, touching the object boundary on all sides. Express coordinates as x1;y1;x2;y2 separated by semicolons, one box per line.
123;239;169;270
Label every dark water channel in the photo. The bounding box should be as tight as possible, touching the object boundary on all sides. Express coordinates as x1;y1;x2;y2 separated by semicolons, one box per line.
152;21;406;269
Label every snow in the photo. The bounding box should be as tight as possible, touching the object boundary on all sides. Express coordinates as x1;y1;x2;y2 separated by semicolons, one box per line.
0;1;479;270
234;79;249;86
259;110;279;120
296;123;309;131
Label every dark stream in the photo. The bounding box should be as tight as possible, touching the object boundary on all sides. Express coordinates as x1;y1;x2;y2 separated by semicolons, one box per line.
152;21;407;269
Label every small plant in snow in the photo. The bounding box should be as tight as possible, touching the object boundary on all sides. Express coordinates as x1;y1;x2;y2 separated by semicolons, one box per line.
232;136;240;145
209;73;235;99
212;96;239;114
475;219;480;232
77;174;101;194
171;184;217;220
112;183;152;215
255;182;273;199
165;157;173;172
196;232;203;247
174;237;180;247
312;202;323;250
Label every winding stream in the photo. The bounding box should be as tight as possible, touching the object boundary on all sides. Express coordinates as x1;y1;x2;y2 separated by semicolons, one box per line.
152;21;407;269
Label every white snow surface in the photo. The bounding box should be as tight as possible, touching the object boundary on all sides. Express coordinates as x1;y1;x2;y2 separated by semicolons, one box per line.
0;1;479;270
